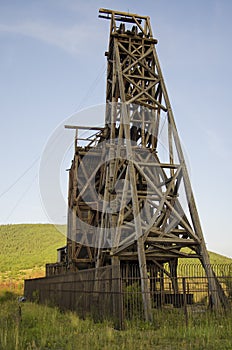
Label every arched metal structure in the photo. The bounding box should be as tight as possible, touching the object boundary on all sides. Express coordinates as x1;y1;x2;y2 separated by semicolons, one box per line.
63;9;227;320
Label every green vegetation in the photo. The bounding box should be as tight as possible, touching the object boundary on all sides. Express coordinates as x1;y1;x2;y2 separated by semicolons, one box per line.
0;291;232;350
0;224;66;273
0;224;231;276
0;224;66;291
0;223;231;292
179;248;232;266
0;224;232;349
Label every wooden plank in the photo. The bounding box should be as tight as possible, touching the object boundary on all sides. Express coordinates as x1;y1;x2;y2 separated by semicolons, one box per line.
65;125;105;131
112;257;124;329
113;168;129;248
99;8;148;20
137;162;179;168
145;237;196;244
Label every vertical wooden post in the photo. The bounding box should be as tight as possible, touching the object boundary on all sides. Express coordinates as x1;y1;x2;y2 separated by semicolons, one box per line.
112;256;124;330
137;237;153;322
182;277;189;327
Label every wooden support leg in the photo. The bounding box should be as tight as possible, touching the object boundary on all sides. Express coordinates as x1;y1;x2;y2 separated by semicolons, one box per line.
112;257;124;329
137;237;153;322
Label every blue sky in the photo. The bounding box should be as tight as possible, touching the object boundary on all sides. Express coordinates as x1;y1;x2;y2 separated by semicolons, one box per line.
0;0;232;257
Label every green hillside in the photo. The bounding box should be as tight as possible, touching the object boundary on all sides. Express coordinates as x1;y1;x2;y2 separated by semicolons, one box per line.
0;224;66;282
0;224;231;283
179;249;232;266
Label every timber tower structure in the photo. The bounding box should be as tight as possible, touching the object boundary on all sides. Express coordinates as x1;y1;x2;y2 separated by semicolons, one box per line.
52;9;227;320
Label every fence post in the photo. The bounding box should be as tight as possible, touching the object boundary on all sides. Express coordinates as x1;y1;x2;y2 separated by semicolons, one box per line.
182;277;188;327
112;257;124;330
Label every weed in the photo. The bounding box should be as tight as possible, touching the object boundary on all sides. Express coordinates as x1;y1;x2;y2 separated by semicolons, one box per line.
0;299;232;350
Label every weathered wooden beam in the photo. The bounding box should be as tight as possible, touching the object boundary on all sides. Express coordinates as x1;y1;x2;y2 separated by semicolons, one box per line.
65;125;105;131
146;237;196;244
99;8;148;20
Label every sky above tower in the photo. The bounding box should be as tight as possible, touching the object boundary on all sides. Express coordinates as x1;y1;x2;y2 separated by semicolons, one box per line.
0;0;232;257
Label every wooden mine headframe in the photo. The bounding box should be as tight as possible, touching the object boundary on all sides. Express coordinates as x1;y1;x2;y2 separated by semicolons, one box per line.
65;8;227;320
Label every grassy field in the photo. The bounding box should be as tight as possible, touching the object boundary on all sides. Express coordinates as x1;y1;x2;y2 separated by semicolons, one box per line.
1;291;232;350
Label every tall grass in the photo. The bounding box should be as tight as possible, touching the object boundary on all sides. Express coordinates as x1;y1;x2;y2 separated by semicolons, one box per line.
0;291;232;350
1;225;232;349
